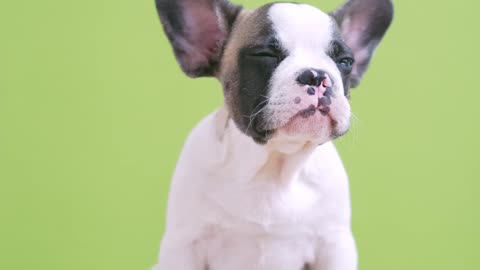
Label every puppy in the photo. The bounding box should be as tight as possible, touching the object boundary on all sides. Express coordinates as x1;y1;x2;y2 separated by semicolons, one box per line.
153;0;393;269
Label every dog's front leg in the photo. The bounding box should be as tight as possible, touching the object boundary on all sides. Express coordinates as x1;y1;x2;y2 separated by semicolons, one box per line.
313;232;358;270
153;234;207;270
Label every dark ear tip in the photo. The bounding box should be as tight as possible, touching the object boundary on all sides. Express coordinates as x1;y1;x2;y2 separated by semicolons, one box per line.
377;0;395;41
375;0;394;30
384;0;395;24
331;0;395;26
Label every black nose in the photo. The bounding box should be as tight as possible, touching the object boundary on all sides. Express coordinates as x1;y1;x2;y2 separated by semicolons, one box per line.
296;69;327;87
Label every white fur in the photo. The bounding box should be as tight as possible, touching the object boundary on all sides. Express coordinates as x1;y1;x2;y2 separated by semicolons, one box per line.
153;4;357;270
264;4;351;144
153;107;357;270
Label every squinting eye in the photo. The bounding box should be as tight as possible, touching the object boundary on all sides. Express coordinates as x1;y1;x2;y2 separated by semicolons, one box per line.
251;52;278;58
338;57;354;68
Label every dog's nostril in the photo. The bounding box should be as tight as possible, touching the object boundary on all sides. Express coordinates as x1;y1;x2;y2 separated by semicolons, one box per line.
297;70;314;86
297;69;327;87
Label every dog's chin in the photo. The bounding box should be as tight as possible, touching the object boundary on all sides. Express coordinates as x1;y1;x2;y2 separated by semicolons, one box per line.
273;109;350;146
243;104;351;147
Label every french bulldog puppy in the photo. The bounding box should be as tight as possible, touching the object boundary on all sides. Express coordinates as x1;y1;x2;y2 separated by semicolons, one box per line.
153;0;393;269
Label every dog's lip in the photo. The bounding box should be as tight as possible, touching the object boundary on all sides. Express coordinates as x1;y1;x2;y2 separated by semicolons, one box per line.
294;103;333;118
284;104;338;126
257;93;337;132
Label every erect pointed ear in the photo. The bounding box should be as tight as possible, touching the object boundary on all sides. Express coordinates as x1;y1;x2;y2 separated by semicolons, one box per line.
155;0;242;78
331;0;393;88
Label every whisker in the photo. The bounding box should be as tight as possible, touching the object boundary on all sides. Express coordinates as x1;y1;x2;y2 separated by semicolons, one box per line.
245;106;269;134
243;99;270;119
244;98;271;134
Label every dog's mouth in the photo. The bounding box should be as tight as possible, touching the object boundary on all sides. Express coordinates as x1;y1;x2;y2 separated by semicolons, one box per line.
285;93;339;127
250;108;337;144
297;97;335;121
275;97;349;141
245;90;347;144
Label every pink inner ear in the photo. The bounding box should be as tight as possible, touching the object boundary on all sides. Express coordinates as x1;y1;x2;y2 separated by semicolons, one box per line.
342;13;367;52
181;1;226;70
340;12;374;81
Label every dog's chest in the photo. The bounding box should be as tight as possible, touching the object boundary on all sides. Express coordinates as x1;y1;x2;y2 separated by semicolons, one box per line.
197;172;347;270
203;226;316;270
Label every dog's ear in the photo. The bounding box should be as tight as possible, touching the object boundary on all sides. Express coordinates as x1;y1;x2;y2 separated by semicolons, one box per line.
155;0;242;78
331;0;393;88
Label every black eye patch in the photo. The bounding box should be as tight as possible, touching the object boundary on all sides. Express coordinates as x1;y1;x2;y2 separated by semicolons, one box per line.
245;38;286;61
328;40;355;96
231;36;287;144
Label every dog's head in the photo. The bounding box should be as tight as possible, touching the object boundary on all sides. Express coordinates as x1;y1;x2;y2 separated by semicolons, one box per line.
156;0;393;145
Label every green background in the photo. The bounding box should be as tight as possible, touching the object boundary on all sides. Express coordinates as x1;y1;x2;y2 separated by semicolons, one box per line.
1;0;479;269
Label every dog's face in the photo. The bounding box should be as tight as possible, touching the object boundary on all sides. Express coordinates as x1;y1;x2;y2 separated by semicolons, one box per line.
156;0;393;145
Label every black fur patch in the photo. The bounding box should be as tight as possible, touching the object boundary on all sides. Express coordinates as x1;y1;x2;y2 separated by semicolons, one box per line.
228;4;287;144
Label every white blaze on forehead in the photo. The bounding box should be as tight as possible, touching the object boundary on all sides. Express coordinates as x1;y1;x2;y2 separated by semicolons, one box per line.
261;3;350;141
268;3;334;53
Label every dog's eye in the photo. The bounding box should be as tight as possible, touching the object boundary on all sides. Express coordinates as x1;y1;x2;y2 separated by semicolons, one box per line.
338;58;354;68
337;57;354;74
251;52;278;58
248;39;283;58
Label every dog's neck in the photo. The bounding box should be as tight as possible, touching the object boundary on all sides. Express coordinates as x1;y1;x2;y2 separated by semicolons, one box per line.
213;105;319;184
